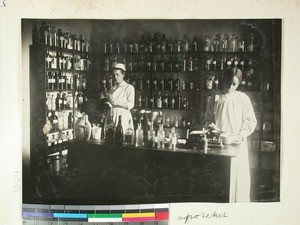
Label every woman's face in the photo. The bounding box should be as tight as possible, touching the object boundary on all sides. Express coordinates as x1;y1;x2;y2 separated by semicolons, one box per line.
113;69;125;85
223;76;240;93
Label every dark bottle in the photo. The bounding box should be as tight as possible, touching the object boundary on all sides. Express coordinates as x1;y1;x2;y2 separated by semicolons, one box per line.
124;120;134;146
139;35;146;53
167;56;173;72
149;92;155;108
159;55;165;72
47;72;53;90
212;57;217;71
163;93;169;109
130;74;136;88
159;74;165;91
58;72;64;90
115;115;124;145
39;21;48;46
175;91;182;109
226;56;232;69
168;37;173;53
137;92;142;108
146;56;151;71
62;93;67;110
233;55;239;68
138;75;143;90
146;77;151;90
152;58;157;72
138;56;145;71
174;57;180;71
52;111;59;132
192;36;198;52
152;74;158;90
168;74;174;90
55;93;61;110
156;92;162;109
105;114;115;144
174;74;181;91
62;73;67;89
161;34;167;53
68;112;74;129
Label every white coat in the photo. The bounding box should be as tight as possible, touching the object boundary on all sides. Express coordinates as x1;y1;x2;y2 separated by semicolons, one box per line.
205;91;257;202
108;81;135;132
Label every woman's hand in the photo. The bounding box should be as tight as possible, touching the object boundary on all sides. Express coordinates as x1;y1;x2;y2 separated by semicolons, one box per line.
232;134;243;145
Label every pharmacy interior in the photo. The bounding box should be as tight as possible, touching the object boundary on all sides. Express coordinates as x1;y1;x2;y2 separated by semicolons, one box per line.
22;19;281;204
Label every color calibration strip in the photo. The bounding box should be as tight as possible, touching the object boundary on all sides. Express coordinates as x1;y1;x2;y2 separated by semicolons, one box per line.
22;204;169;223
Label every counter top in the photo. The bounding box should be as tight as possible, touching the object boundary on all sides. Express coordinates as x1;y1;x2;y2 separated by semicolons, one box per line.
74;139;238;158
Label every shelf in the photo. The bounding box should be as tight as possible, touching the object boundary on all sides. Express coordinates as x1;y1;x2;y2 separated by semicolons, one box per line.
46;89;74;93
99;50;255;56
31;44;89;54
45;128;74;136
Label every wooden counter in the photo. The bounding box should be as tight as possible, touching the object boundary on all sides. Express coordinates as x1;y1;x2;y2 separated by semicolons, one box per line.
63;140;238;204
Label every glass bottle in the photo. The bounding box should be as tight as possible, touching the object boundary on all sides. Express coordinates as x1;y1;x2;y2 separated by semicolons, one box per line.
137;92;142;108
182;54;187;72
221;33;229;52
174;116;179;128
233;55;239;68
68;112;74;129
165;115;171;128
212;34;221;52
47;72;53;90
205;56;212;70
169;127;177;150
239;57;245;71
159;74;165;91
212;57;217;70
139;35;146;53
159;55;165;72
171;96;175;109
115;115;124;145
226;56;232;69
157;124;165;149
149;92;155;108
161;34;167;53
168;37;173;53
135;123;144;147
167;56;173;72
175;91;182;109
174;74;181;90
52;111;58;132
138;75;143;90
203;35;211;52
156;92;162;109
188;57;193;72
191;36;198;52
239;34;245;52
55;93;61;110
152;74;158;90
168;74;174;90
183;34;189;52
124;120;134;146
152;57;157;72
104;114;115;144
163;93;169;109
229;34;238;52
146;56;151;71
181;117;186;128
147;122;155;148
247;32;255;52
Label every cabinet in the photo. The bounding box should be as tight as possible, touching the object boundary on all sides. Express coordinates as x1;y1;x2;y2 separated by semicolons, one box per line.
30;40;91;172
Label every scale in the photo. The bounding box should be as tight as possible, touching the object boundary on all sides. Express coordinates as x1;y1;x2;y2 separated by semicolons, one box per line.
22;203;169;225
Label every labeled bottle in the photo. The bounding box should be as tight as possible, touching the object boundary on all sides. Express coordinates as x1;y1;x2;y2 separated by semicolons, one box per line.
170;96;175;109
183;34;190;52
175;91;182;109
124;120;134;146
163;93;169;109
159;55;165;72
156;92;162;108
239;34;245;52
47;72;54;90
115;115;124;145
135;123;144;147
147;122;156;148
212;34;221;52
174;116;179;128
157;124;165;149
165;114;171;128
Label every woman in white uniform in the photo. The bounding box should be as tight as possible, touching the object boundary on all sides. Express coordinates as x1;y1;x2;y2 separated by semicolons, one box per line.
107;63;135;132
204;68;257;202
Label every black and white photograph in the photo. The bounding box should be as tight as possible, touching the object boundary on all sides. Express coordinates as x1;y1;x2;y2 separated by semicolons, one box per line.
22;18;281;205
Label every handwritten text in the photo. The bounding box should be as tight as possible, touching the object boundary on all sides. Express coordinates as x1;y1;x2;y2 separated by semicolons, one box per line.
178;211;228;224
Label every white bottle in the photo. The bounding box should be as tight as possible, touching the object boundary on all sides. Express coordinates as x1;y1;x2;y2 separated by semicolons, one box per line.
157;124;165;149
135;123;144;147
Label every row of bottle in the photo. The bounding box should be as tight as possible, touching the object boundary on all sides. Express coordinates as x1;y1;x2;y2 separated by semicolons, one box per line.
102;32;256;54
46;132;73;155
45;50;91;71
135;91;199;110
103;55;254;72
102;74;199;92
32;21;90;52
47;72;86;90
46;91;85;111
105;115;179;150
45;111;74;133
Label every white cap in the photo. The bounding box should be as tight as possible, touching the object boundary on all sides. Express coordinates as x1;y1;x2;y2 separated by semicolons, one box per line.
112;63;126;71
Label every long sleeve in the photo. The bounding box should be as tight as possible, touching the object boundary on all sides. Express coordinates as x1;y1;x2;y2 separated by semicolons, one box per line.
203;95;215;127
125;84;135;110
239;94;257;138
